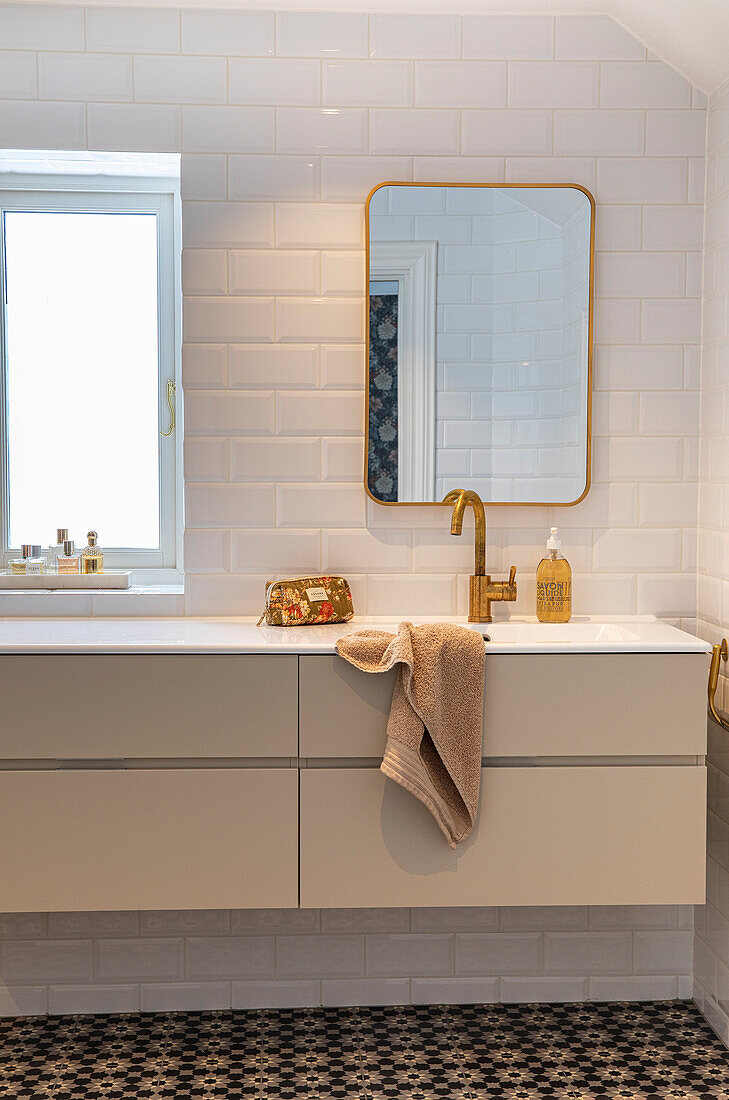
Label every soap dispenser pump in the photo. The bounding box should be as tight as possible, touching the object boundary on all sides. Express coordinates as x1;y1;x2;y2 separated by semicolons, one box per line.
536;527;572;623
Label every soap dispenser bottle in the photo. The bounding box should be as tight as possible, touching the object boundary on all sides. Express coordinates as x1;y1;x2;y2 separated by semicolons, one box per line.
536;527;572;623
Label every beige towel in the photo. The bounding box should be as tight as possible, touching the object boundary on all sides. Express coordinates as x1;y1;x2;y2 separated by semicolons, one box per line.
336;622;486;848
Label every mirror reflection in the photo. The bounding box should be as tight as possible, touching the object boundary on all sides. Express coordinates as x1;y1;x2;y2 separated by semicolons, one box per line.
366;184;593;506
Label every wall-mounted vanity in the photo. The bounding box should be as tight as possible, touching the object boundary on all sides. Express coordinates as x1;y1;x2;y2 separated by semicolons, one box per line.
0;617;708;915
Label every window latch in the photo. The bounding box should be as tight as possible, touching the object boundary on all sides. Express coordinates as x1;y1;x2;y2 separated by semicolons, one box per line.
160;379;176;437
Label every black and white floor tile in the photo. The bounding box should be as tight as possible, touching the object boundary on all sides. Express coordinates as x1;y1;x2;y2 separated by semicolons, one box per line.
0;1001;727;1099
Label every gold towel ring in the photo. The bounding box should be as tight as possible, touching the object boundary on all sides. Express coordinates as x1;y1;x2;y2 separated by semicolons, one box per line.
708;639;729;731
160;379;176;437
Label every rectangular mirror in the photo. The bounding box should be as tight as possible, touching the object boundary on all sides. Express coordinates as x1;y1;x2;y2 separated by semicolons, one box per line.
365;183;594;506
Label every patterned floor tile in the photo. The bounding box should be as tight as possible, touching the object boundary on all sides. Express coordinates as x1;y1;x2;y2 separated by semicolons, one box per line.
0;1000;727;1098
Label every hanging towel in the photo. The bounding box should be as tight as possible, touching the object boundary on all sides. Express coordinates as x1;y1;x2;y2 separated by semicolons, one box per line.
335;622;486;848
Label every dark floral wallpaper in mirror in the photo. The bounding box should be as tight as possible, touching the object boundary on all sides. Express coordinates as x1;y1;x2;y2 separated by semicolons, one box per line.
367;293;399;502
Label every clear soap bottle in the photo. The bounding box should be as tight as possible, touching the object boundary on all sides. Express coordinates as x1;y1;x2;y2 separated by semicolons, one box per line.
536;527;572;623
80;531;103;575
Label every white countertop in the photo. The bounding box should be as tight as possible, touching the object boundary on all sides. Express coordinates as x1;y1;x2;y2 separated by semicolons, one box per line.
0;615;711;655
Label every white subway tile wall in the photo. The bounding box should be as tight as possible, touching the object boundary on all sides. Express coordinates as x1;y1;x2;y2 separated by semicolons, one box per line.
0;905;692;1016
0;6;705;623
0;4;709;1016
695;75;729;1047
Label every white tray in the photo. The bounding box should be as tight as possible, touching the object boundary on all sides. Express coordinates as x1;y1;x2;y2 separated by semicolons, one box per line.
0;572;132;590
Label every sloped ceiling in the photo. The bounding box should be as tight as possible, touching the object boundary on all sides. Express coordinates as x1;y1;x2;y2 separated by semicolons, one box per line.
43;0;729;95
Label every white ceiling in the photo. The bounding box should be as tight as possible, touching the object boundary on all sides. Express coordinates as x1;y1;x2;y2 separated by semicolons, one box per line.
34;0;729;95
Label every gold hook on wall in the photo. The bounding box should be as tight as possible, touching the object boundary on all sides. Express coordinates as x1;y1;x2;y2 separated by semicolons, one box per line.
160;379;176;437
708;639;729;731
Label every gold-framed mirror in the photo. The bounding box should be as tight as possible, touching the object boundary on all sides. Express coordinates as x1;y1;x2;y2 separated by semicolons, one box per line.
365;182;595;507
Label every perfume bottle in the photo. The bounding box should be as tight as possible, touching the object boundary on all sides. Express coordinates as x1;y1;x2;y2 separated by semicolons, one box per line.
10;544;45;576
57;540;80;575
48;528;69;573
80;531;103;575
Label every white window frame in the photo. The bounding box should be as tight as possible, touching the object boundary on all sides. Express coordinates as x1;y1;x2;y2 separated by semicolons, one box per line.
370;240;437;502
0;171;182;581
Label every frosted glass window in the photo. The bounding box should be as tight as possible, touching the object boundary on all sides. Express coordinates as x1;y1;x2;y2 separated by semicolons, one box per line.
4;211;161;549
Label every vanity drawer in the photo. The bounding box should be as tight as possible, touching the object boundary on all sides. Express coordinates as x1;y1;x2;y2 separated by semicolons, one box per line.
300;765;706;908
0;768;298;912
0;655;297;759
299;653;707;758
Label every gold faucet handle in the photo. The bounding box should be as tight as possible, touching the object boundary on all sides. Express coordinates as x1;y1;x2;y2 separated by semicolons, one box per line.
508;565;517;586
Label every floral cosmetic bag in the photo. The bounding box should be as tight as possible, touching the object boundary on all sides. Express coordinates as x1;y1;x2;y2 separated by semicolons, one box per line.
257;576;354;627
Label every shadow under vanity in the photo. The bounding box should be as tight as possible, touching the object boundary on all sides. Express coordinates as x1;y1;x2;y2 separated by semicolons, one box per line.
0;618;708;914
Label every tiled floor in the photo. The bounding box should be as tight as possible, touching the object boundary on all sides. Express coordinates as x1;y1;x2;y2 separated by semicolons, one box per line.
0;1001;727;1099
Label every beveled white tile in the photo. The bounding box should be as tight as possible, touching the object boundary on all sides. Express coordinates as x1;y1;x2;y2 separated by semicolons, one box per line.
181;10;273;56
324;61;411;108
49;912;139;938
183;106;274;154
589;975;677;1000
369;14;460;59
183;250;228;296
555;110;644;155
185;574;268;616
633;931;693;974
277;484;365;527
186;391;274;435
0;52;35;99
0;984;46;1016
276;298;364;343
88;103;179;152
276;203;363;249
322;437;363;482
229;345;318;389
86;6;179;52
411;908;499;933
184;297;274;343
501;978;588;1002
232;980;320;1009
3;941;91;983
415;156;505;183
181;154;227;201
323;528;410;573
462;16;554;60
322;978;409;1006
231;438;320;482
49;985;139;1015
646;109;707;156
321;345;365;389
278;108;367;155
367;573;458;616
601;62;692;108
230;251;318;296
322;156;412;201
183;345;227;390
597;157;687;203
593;528;682;571
462;110;552;156
555;15;645;60
321;252;365;296
504;156;595;189
455;934;541;976
134;56;227;105
39;52;131;102
322;909;409;933
414;62;505;109
141;983;231;1012
543;933;631;975
0;3;83;49
231;529;321;574
184;438;229;482
366;935;453;978
186;484;275;528
0;101;85;149
597;252;685;298
508;62;598;108
229;155;319;202
231;910;321;934
276;392;362;436
184;529;229;573
276;13;368;59
412;977;499;1004
276;934;364;978
185;937;275;979
642;299;702;343
370;109;460;155
230;59;320;106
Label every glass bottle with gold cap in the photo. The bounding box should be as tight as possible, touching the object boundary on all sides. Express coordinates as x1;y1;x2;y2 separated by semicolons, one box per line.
80;531;103;575
536;527;571;623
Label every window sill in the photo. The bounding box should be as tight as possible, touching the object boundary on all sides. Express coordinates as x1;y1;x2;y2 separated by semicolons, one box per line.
0;584;185;617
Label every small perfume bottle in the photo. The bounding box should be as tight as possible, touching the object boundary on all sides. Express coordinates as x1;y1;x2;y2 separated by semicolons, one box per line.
57;540;80;575
10;544;45;576
48;528;69;573
81;531;103;575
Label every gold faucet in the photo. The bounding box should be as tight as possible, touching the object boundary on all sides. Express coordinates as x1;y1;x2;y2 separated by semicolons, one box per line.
442;488;517;623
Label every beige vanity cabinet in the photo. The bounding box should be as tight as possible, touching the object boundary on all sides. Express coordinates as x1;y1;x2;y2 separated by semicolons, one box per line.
298;653;707;909
0;654;299;912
